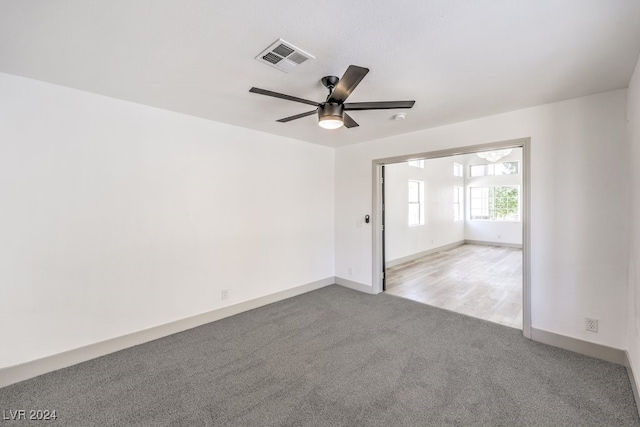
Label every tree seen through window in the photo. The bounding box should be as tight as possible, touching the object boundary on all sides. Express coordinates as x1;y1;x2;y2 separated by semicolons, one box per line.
470;186;519;221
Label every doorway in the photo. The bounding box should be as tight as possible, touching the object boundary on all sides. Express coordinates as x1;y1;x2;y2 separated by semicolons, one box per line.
372;138;531;338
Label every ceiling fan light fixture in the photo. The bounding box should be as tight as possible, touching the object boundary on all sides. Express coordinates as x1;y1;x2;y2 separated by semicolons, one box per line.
318;103;344;130
318;117;343;129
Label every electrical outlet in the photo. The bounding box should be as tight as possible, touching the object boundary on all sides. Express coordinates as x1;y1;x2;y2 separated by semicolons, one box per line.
221;289;229;300
585;317;598;333
348;267;353;275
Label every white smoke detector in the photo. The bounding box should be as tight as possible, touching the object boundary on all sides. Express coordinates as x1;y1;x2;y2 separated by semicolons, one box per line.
256;39;315;73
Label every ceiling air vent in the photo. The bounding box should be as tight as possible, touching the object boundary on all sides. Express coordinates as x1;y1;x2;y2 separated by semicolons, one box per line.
256;39;315;73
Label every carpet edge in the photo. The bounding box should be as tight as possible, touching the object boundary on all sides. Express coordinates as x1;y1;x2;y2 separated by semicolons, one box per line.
624;350;640;419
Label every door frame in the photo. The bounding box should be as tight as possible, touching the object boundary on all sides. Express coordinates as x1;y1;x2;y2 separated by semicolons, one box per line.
371;137;532;338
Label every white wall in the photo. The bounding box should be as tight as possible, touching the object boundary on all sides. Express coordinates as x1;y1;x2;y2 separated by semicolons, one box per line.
335;89;628;349
627;55;640;385
464;148;523;245
0;73;335;369
385;158;464;263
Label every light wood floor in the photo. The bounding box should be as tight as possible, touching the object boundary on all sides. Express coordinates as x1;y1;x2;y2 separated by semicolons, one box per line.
385;244;523;329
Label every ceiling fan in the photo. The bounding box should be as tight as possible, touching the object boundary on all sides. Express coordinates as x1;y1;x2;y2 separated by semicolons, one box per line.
249;65;415;130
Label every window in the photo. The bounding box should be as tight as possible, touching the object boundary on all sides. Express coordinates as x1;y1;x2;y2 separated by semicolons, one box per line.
408;180;424;226
470;164;486;177
470;186;520;221
453;163;463;177
469;161;519;177
453;186;463;221
493;161;519;175
408;159;424;168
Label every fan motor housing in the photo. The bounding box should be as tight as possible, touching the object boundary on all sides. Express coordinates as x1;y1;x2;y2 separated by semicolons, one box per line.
318;103;344;129
318;103;344;120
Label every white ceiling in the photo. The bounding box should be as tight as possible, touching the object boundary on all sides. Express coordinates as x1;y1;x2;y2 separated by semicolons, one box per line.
1;1;639;148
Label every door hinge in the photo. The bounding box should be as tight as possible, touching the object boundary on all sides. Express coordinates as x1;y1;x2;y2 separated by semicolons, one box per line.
381;177;384;184
381;272;385;279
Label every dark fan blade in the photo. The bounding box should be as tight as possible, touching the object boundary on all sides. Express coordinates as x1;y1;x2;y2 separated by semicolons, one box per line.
343;113;359;128
250;87;319;107
344;101;415;111
276;109;318;123
328;65;369;104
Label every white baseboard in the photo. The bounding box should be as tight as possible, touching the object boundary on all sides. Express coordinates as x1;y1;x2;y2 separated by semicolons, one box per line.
0;277;334;389
334;276;374;294
386;240;465;268
530;327;625;365
464;239;523;249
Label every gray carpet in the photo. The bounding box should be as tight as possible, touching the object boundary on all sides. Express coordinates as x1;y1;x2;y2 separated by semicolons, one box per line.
0;285;638;426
